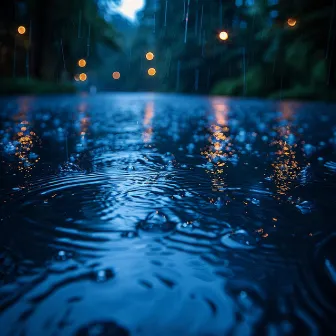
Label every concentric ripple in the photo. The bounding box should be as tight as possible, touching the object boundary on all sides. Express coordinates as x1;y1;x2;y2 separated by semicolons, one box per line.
1;94;336;335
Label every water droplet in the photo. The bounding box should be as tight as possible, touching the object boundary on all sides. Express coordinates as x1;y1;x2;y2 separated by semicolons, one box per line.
220;229;258;250
57;250;67;261
138;211;176;235
95;269;114;283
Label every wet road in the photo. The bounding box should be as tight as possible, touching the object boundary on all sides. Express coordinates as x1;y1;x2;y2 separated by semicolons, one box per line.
0;93;336;335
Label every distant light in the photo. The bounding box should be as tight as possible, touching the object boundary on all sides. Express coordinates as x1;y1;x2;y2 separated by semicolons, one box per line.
219;31;229;41
79;73;87;81
146;52;154;61
78;59;86;67
112;71;121;80
18;26;26;35
287;18;297;27
148;68;156;76
74;74;80;81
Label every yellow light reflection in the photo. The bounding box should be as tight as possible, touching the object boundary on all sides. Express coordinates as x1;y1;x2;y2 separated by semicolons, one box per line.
271;104;301;198
201;100;232;192
14;121;40;176
143;101;154;143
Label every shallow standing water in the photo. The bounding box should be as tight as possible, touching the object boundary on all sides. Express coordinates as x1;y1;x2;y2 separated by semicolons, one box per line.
0;93;336;335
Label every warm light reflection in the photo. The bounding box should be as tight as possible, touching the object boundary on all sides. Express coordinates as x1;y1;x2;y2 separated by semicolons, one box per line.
112;71;121;80
148;68;156;76
78;59;86;67
143;101;154;143
201;101;232;192
79;73;87;81
146;52;154;60
13;121;40;175
271;105;301;198
219;31;229;41
213;100;229;126
287;18;297;27
18;26;26;35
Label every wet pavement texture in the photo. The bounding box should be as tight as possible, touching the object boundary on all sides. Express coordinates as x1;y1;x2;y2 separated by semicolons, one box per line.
0;93;336;335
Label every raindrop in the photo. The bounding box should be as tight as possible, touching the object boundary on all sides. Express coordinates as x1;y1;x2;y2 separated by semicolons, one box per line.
138;211;176;235
220;229;258;250
184;0;191;43
57;250;67;261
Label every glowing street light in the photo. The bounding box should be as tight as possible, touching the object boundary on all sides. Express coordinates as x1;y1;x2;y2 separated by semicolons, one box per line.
79;73;87;81
78;59;86;67
148;68;156;76
287;18;297;27
219;31;229;41
112;71;121;80
18;26;26;35
146;52;155;61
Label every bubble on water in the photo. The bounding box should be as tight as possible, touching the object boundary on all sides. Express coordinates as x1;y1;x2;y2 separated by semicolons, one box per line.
220;229;258;250
121;231;137;238
126;164;136;171
59;162;84;174
57;250;67;261
214;197;223;209
303;144;316;156
247;198;260;206
95;269;115;283
187;143;195;153
138;211;176;235
163;152;176;164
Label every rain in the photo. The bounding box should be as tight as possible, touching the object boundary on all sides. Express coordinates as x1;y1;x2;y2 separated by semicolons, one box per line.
0;0;336;335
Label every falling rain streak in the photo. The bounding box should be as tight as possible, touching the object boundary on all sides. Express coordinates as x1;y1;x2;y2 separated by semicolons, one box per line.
184;0;190;43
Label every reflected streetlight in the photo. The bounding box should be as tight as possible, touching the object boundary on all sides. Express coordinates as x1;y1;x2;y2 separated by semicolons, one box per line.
112;71;121;80
219;31;229;41
79;73;87;81
287;18;297;27
78;59;86;67
18;26;26;35
146;52;154;61
148;68;156;76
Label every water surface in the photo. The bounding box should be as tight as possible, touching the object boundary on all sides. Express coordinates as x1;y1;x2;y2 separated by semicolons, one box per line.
0;93;336;335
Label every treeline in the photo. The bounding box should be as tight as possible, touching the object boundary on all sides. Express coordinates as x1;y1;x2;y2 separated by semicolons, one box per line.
0;0;118;92
124;0;336;100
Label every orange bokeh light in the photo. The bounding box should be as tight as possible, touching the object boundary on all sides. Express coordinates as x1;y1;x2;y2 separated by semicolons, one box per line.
78;59;86;67
18;26;26;35
148;68;156;76
287;18;297;27
219;31;229;41
112;71;121;80
146;52;154;61
79;73;87;81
